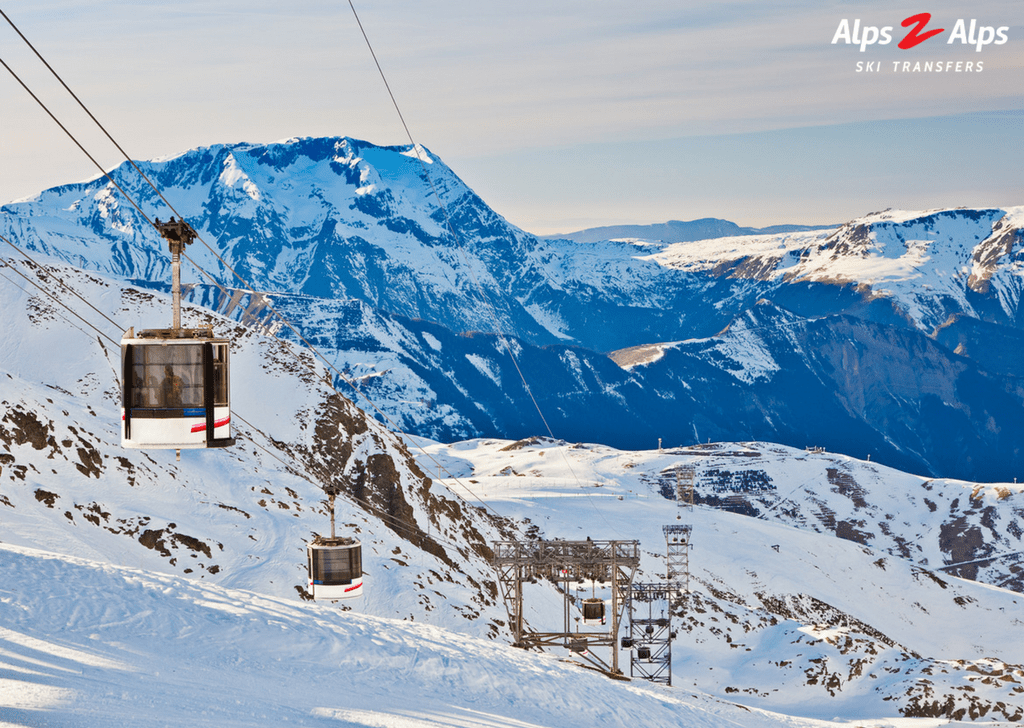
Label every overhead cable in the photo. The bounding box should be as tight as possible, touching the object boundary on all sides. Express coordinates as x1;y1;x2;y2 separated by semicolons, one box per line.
345;0;620;533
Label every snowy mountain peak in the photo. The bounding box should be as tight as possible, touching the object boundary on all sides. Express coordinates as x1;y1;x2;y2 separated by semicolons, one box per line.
3;138;1024;481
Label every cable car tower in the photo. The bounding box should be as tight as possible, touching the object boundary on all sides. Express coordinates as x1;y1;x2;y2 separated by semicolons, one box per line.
307;484;364;600
120;218;234;455
491;539;640;676
666;464;695;597
623;582;673;685
675;465;695;513
622;465;696;686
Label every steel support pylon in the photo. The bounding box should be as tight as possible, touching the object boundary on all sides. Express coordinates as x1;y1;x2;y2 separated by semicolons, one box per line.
663;524;692;596
154;217;198;332
625;582;673;685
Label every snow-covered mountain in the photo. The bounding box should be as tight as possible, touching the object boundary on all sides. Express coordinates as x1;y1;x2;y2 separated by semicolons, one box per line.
2;136;1023;482
1;253;1023;724
413;436;1024;722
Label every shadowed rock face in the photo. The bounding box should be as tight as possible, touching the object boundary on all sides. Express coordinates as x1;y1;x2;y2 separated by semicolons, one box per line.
609;302;1024;481
302;391;495;568
968;214;1024;293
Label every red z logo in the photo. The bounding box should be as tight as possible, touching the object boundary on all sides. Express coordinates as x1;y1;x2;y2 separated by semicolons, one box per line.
899;13;944;49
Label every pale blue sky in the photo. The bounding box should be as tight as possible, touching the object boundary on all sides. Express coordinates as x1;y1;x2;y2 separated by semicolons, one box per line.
1;1;1021;233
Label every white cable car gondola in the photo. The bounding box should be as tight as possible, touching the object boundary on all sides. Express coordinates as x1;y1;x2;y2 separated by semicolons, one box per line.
581;597;606;626
307;535;364;600
307;486;364;600
121;326;234;449
120;217;234;451
569;637;588;654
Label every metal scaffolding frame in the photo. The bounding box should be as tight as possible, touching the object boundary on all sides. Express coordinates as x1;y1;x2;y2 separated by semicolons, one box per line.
666;464;694;603
624;582;673;685
675;465;695;509
663;524;692;596
491;539;640;675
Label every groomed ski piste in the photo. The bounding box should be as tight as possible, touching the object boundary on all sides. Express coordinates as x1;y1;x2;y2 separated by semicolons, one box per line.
1;542;815;728
3;499;1020;727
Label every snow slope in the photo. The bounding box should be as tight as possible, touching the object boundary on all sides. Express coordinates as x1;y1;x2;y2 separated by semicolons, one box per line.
412;437;1024;722
0;542;829;728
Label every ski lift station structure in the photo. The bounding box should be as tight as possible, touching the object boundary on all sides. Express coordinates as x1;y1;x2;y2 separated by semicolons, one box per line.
491;539;640;676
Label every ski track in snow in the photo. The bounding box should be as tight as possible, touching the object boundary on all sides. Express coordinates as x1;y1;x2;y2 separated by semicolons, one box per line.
0;543;847;728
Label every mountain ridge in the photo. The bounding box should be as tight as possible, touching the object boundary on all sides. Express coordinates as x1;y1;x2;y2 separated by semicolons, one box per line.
2;135;1023;480
548;217;837;244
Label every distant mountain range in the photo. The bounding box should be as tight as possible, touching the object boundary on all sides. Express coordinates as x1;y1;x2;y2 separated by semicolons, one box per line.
549;218;835;244
2;136;1022;481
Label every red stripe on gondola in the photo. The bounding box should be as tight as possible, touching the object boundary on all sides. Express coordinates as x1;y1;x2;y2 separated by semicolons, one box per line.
190;416;231;433
345;582;363;593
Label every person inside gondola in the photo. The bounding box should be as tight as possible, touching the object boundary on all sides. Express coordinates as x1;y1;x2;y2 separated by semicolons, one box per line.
162;365;185;408
131;370;146;408
145;375;159;406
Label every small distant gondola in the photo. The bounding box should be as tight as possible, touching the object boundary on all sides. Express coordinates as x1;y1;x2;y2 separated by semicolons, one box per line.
307;485;364;601
581;597;606;626
307;535;364;600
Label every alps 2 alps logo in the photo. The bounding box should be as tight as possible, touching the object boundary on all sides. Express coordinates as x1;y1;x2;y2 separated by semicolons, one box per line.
832;13;1009;52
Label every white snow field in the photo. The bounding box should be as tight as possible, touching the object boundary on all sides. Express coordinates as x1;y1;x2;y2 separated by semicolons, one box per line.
412;437;1024;724
1;542;850;728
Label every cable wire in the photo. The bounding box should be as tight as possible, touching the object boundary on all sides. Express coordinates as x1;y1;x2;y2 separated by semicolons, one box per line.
0;265;108;345
344;0;620;533
0;56;156;228
346;0;555;441
0;248;120;346
0;8;172;220
0;234;125;334
0;32;506;524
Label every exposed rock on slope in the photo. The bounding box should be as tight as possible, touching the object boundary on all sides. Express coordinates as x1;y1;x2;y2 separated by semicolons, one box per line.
0;258;508;635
